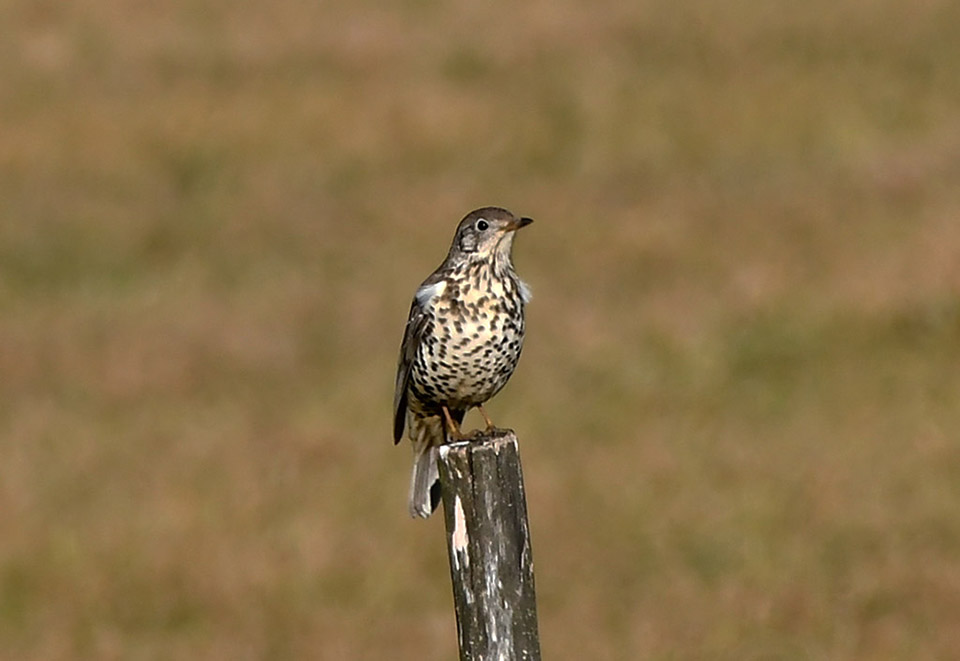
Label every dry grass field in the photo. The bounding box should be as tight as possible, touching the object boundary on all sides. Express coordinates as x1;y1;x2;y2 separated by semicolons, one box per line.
2;0;960;658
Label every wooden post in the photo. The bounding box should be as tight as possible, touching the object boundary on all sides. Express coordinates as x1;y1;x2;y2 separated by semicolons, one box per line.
437;430;541;661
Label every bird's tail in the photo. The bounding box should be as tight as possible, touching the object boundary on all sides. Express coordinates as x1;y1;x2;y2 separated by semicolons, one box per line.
407;414;445;519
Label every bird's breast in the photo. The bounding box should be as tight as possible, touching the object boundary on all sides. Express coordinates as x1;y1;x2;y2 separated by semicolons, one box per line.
411;270;526;407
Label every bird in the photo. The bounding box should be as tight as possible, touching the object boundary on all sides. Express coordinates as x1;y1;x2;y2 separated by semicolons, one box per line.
393;206;533;518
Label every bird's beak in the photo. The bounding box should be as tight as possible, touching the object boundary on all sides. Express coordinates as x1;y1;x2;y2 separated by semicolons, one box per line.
506;217;533;232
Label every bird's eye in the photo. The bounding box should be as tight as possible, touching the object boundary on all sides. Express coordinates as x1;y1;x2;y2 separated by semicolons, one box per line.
476;219;489;231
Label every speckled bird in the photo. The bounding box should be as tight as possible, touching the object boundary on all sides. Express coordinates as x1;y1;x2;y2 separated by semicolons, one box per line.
393;207;533;518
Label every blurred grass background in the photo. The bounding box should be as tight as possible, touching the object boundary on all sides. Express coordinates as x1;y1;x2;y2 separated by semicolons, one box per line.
2;0;960;658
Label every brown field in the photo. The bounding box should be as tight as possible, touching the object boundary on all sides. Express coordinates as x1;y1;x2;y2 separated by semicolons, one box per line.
2;0;960;658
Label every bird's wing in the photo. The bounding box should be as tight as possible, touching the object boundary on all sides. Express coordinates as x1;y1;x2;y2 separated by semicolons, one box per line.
394;273;445;444
393;300;425;443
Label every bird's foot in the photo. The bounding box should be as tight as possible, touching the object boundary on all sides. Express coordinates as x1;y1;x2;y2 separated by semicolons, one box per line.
476;404;498;434
465;425;505;441
441;405;467;442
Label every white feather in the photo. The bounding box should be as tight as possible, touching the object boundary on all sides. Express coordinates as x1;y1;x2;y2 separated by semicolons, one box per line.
415;280;446;306
518;278;533;304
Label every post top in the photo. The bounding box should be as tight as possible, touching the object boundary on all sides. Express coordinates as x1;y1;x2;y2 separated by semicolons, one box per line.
439;429;518;458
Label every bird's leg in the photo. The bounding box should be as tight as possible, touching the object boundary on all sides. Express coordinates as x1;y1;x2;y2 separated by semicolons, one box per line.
477;404;497;433
441;405;465;442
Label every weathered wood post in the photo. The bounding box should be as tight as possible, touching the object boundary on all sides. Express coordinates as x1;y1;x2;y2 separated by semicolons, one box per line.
437;430;541;661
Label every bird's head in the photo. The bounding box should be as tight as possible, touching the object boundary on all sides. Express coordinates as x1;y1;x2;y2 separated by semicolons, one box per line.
449;207;533;264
